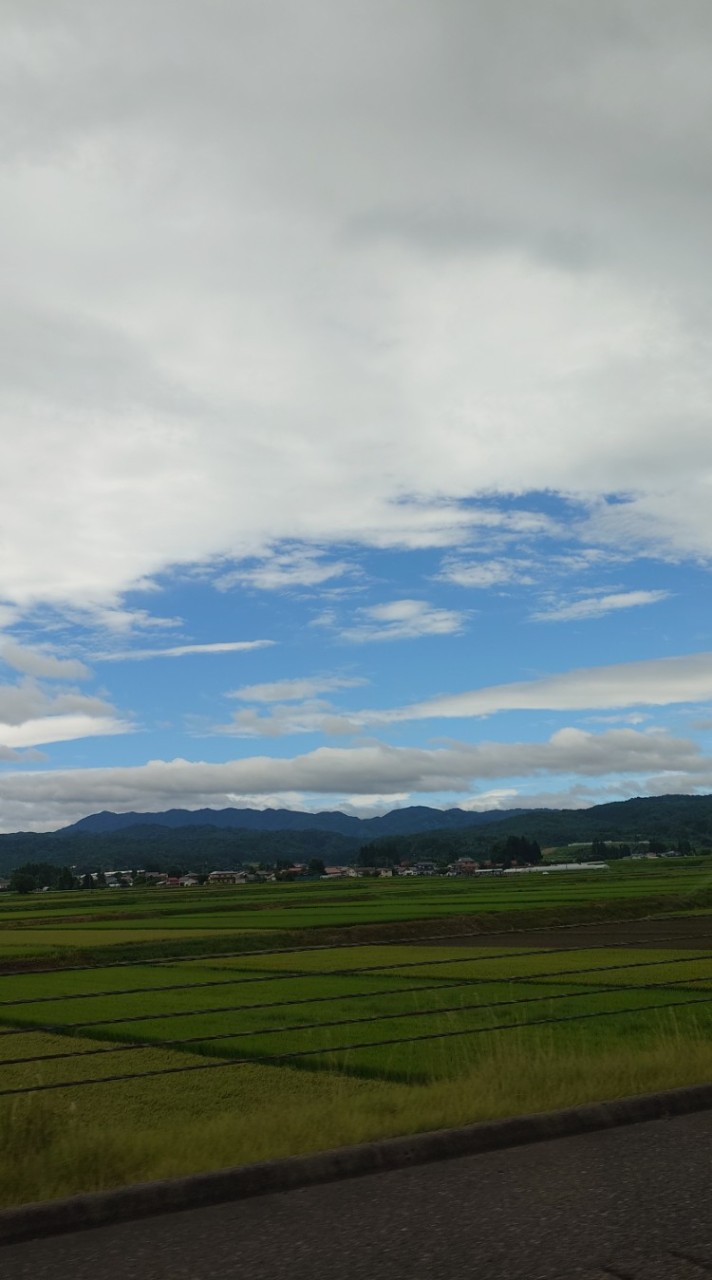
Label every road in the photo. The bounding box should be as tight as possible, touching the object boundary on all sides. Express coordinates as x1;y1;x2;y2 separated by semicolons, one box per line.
3;1109;712;1279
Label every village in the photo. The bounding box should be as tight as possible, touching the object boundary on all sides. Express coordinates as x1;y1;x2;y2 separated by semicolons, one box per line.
78;856;613;891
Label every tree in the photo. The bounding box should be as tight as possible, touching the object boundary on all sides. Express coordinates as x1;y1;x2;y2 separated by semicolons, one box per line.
308;858;326;877
10;871;36;894
491;835;542;867
81;872;94;890
358;839;401;867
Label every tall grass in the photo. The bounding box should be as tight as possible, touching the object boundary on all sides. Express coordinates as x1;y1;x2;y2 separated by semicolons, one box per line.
2;1012;711;1210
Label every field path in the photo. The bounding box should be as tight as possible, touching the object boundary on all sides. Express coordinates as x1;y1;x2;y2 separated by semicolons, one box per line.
3;1107;712;1279
428;913;712;950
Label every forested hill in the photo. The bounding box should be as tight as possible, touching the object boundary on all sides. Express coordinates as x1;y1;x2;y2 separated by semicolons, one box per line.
477;793;712;845
0;826;362;877
60;804;528;838
0;803;528;876
0;794;711;877
56;794;712;849
360;793;712;864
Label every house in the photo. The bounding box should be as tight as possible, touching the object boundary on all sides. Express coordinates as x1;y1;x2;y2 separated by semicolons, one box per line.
207;870;247;885
450;858;480;876
179;875;200;887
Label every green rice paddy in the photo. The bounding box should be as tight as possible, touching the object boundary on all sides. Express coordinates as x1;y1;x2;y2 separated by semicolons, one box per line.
1;860;712;1207
1;860;710;959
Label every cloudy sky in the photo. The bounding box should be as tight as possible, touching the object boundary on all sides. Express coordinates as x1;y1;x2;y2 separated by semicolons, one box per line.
2;0;712;831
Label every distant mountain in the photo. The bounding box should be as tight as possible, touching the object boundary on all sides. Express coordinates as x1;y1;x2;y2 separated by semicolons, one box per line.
0;826;362;877
1;795;710;879
59;805;530;840
361;793;712;861
477;793;712;846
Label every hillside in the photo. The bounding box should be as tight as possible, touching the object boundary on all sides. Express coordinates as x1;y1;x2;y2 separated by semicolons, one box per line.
360;794;712;864
1;794;711;878
59;804;529;839
482;793;712;846
0;826;361;877
59;795;712;850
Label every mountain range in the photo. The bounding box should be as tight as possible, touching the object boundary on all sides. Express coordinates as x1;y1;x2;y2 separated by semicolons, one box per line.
60;804;528;839
2;795;712;877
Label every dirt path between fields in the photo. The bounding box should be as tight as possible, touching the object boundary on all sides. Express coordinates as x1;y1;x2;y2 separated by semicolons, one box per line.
427;914;712;950
2;905;711;973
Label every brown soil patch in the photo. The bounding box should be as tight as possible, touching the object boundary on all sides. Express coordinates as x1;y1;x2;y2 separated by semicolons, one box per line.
427;915;712;951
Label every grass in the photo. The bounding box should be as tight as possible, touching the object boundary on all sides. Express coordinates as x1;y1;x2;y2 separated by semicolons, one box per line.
3;940;712;1083
1;863;711;1208
2;861;711;963
2;1011;712;1209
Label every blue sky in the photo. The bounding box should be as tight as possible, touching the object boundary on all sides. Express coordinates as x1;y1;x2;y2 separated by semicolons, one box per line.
2;2;712;830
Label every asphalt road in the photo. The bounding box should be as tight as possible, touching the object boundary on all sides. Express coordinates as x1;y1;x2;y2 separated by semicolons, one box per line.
3;1109;712;1280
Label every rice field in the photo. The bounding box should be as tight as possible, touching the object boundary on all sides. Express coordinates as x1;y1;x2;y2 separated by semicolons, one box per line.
3;937;712;1085
1;860;712;1207
1;858;711;961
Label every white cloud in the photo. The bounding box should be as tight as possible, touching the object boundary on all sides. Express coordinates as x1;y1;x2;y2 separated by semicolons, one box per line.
456;788;522;811
549;549;623;574
0;727;705;831
218;674;368;735
0;745;47;763
458;783;626;811
96;640;275;661
218;700;356;738
440;559;535;588
0;714;131;750
341;599;467;643
0;679;114;728
532;589;670;622
229;675;367;703
217;551;354;592
0;672;131;751
88;608;184;634
3;4;712;621
309;609;338;630
0;641;90;680
339;793;412;814
361;652;712;724
586;713;652;726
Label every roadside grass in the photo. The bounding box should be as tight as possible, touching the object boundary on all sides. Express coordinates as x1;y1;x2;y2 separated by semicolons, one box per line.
2;1011;712;1209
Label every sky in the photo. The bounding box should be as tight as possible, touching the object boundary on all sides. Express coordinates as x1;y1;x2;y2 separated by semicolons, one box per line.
2;0;712;832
